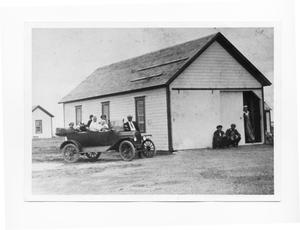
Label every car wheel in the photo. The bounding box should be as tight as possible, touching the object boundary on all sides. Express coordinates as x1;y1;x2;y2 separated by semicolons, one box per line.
86;152;101;161
119;140;136;161
62;143;80;163
141;139;156;158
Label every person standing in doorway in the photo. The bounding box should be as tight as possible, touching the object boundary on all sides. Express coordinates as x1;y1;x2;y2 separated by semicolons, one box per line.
243;105;255;142
123;115;140;132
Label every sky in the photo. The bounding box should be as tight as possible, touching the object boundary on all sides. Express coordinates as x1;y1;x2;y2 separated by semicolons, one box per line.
32;27;273;129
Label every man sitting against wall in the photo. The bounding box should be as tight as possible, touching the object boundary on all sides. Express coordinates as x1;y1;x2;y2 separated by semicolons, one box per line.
212;125;226;149
225;124;241;147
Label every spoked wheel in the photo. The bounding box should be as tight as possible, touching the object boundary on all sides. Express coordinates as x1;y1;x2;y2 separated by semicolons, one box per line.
62;144;80;163
119;140;136;161
141;139;156;158
85;152;101;161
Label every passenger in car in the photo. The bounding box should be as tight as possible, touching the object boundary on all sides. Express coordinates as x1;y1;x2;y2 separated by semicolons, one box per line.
123;115;140;132
99;119;109;131
86;114;93;128
89;116;102;131
66;122;76;133
78;122;88;132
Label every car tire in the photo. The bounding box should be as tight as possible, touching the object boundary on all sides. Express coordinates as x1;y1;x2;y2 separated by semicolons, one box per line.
62;143;80;163
119;140;136;161
86;152;101;161
141;139;156;158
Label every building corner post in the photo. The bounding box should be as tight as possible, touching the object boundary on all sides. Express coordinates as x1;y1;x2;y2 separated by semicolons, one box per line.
166;86;174;152
261;87;266;144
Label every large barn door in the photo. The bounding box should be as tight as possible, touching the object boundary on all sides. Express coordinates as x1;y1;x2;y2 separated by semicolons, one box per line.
220;91;245;145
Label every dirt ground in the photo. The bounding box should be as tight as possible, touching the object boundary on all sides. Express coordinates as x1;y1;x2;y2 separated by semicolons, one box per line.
32;138;274;195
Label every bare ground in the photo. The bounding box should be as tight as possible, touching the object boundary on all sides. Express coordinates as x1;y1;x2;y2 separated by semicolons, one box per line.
32;138;274;195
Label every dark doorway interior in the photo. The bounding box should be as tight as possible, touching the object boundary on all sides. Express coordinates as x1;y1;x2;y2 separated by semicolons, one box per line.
243;91;262;143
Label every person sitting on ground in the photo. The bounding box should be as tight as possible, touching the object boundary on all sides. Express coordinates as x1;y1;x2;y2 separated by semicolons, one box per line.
225;124;241;147
123;115;140;132
89;116;102;132
86;114;93;128
212;125;226;149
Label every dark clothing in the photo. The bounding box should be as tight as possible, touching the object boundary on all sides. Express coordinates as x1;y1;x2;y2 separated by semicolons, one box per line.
123;121;140;132
212;130;226;149
66;127;76;134
86;119;92;128
225;128;241;147
79;124;87;132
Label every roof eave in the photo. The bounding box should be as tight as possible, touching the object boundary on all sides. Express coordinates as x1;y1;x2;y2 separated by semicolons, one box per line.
215;33;272;87
59;84;167;104
32;105;54;117
166;32;272;87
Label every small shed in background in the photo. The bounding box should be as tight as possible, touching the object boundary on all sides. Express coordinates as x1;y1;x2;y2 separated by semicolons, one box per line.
32;105;54;138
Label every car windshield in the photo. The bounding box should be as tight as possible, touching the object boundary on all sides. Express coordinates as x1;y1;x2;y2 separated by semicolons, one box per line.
109;120;124;131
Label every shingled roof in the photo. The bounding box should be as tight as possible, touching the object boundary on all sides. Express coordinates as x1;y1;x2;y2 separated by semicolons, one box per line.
60;32;271;103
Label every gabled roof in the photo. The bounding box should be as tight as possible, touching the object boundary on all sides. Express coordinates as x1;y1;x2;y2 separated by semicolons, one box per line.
32;105;54;117
60;32;271;103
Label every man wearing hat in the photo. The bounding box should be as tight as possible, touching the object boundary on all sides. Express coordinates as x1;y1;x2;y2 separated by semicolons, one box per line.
212;125;226;149
123;115;140;132
225;124;241;147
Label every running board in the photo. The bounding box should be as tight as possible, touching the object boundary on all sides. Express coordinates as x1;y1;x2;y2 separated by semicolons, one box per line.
81;146;111;153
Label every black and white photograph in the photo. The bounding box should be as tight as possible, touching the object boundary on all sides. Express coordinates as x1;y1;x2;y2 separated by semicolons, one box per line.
31;27;274;197
2;0;300;228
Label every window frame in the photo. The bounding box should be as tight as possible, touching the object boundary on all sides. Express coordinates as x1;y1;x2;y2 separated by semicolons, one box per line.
75;105;82;125
101;101;110;122
135;96;146;133
35;120;43;134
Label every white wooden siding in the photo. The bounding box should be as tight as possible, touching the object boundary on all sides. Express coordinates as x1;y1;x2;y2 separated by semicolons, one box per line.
171;41;262;89
170;89;264;150
32;108;53;138
64;88;169;150
220;91;245;145
171;90;221;149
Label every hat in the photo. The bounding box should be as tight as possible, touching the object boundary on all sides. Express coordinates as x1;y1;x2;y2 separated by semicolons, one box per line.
216;125;222;129
127;114;133;118
243;105;248;108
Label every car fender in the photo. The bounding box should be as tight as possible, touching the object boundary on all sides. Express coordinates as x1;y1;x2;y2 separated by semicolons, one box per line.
109;138;136;151
59;140;82;151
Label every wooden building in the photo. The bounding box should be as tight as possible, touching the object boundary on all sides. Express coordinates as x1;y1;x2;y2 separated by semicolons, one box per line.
59;32;271;151
32;105;54;138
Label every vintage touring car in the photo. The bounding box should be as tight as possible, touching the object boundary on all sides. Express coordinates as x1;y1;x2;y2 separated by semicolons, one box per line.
56;128;156;163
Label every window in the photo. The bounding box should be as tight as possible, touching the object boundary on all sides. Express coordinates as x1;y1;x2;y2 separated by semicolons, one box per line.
75;105;82;125
101;101;110;122
35;120;42;134
135;96;146;133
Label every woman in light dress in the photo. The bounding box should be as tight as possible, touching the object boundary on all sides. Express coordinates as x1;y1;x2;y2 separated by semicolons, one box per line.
243;105;255;142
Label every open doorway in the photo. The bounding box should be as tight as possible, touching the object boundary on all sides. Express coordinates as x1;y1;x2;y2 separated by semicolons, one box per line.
243;91;262;143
